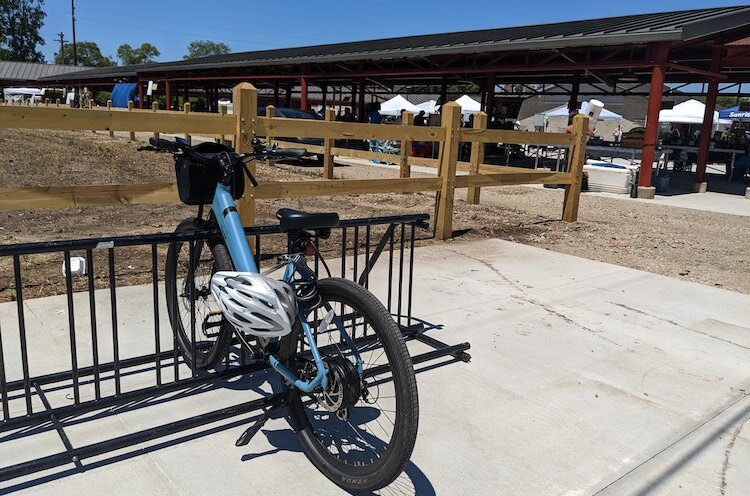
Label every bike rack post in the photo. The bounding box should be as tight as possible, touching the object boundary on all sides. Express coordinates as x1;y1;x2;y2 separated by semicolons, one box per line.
0;214;470;485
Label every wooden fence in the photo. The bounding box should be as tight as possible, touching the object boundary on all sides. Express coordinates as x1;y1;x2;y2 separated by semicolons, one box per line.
0;83;588;240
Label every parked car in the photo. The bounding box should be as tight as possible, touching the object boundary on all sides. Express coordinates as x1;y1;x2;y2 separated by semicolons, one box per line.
257;107;323;155
258;107;369;160
620;127;645;149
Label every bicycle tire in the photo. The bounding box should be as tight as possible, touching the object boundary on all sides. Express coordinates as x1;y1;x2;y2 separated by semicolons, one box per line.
280;277;419;492
165;218;234;369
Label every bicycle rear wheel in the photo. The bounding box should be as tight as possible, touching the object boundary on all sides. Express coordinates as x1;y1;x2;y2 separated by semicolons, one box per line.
165;218;234;369
280;277;419;492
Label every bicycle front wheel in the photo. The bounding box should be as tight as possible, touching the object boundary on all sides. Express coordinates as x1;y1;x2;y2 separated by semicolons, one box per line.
165;218;234;370
280;277;419;493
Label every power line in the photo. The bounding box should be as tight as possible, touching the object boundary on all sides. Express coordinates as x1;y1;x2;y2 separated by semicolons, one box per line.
73;15;301;50
78;8;334;45
57;32;68;64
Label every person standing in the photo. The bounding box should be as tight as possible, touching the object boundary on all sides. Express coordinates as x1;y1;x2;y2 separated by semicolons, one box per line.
613;124;623;145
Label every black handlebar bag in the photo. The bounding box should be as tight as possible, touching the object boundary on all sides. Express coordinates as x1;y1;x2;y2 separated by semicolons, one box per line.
174;142;245;205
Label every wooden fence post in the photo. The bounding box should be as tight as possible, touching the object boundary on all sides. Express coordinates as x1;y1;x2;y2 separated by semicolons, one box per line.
467;111;488;204
233;83;258;227
435;102;462;240
562;114;589;222
219;105;228;145
265;105;276;161
183;102;191;144
152;101;160;139
127;101;136;141
323;107;336;179
107;100;114;137
400;111;414;178
55;98;61;108
88;101;96;134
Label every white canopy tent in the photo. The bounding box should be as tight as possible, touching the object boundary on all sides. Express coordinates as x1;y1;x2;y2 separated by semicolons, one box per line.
658;99;732;125
454;95;481;116
543;101;623;121
379;95;423;116
2;87;44;103
415;100;439;114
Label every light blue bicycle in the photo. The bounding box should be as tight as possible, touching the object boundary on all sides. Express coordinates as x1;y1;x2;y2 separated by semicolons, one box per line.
144;137;419;492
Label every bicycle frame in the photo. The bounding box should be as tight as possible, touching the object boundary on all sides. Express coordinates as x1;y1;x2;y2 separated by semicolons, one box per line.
211;182;362;393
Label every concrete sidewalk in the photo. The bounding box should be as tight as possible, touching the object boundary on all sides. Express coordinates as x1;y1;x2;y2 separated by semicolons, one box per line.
586;189;750;217
1;239;749;495
337;155;750;218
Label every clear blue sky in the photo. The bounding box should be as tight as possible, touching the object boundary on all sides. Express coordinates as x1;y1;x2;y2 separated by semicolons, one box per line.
39;0;745;64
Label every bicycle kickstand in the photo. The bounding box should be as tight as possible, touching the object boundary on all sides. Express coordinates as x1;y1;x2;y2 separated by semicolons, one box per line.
235;398;288;447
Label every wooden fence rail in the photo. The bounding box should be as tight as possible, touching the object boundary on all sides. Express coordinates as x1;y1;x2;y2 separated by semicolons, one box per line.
0;83;588;239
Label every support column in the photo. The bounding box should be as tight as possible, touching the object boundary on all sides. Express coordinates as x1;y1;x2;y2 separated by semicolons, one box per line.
358;77;366;122
439;77;448;107
138;81;144;109
350;82;357;117
165;80;171;111
273;80;280;107
284;84;292;107
484;73;495;120
183;84;189;110
568;81;580;123
211;82;218;112
638;44;670;198
300;77;308;110
479;79;487;116
321;83;327;110
695;45;725;191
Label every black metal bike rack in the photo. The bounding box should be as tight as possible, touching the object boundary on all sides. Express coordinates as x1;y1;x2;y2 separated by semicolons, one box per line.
0;213;470;485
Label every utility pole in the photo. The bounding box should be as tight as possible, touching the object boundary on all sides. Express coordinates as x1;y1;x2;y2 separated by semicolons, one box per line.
57;32;67;64
71;0;78;66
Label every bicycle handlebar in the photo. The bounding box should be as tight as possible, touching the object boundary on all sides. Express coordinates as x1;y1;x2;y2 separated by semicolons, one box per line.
141;137;306;162
264;147;306;159
139;137;307;190
148;137;179;152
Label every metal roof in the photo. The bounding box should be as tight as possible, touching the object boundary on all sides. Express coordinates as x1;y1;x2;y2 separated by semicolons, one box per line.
41;6;750;82
0;61;90;83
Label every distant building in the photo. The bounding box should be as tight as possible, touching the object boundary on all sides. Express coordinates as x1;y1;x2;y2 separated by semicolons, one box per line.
0;61;90;88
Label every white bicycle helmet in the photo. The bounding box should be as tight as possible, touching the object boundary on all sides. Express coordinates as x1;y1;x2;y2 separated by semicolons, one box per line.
210;271;297;337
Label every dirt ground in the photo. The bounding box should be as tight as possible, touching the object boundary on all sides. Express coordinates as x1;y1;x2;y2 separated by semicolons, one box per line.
0;128;748;301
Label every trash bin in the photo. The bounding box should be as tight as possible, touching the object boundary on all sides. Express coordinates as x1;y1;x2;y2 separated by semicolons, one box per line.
652;175;670;193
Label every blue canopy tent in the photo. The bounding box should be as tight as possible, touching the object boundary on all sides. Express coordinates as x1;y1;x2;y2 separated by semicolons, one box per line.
111;83;138;108
718;105;750;121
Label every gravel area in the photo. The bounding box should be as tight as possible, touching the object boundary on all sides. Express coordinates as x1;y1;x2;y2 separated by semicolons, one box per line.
1;129;748;297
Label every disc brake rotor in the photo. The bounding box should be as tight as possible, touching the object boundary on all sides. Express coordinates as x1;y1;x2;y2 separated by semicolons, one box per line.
315;356;362;416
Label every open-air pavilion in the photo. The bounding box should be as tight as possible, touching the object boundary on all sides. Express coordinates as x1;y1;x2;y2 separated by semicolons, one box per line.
38;6;750;197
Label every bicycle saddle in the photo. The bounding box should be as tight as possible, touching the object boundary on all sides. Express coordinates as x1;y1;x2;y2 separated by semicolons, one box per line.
276;208;339;231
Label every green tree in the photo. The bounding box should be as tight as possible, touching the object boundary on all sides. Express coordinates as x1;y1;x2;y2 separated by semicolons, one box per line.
716;95;749;110
0;0;46;62
54;41;115;67
184;40;231;59
116;43;160;65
